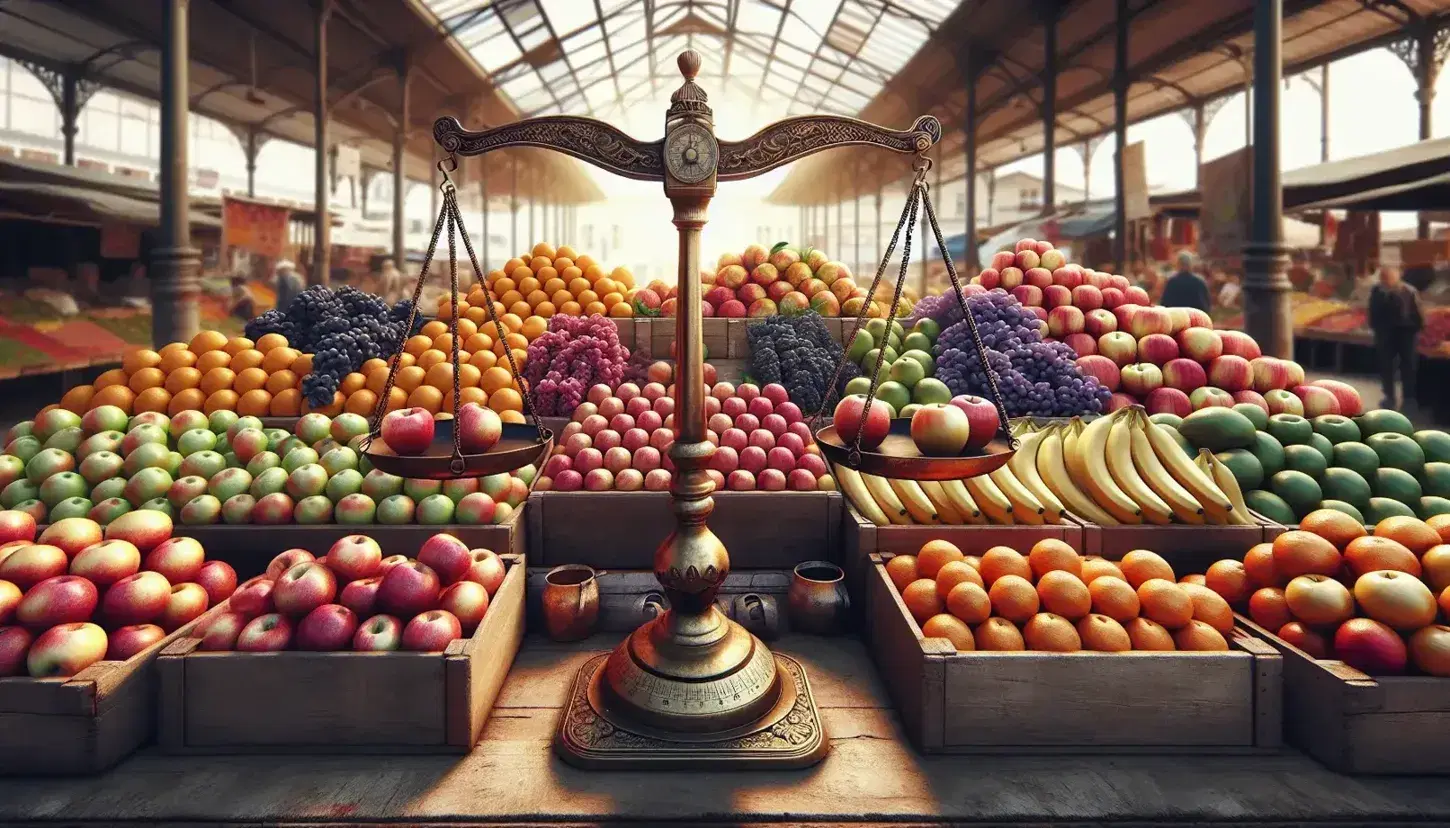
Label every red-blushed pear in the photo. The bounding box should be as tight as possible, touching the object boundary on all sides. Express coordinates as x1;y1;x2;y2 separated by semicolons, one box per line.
352;614;403;651
831;394;890;450
909;404;970;457
1310;378;1363;416
37;517;102;558
158;583;210;632
105;624;165;661
380;407;435;456
463;549;506;595
296;603;359;651
102;570;172;626
102;510;173;552
69;539;141;588
439;580;490;634
235;613;294;652
1353;570;1437;630
0;510;36;545
0;579;18;625
417;533;473;584
0;625;31;676
17;575;98;628
1207;355;1253;392
143;537;205;585
0;544;69;591
265;548;315;581
457;402;503;455
326;535;382;582
946;395;1000;450
272;562;338;618
228;577;275;617
402;609;463;651
1176;327;1224;363
1333;617;1407;675
378;554;409;575
1409;625;1450;677
197;611;249;651
377;561;441;618
194;560;237;605
27;621;107;678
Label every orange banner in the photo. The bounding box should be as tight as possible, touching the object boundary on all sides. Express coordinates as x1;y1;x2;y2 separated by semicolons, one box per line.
223;197;290;258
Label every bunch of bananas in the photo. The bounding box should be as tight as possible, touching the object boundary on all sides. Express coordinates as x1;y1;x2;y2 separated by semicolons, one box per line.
834;455;1064;527
1019;408;1255;526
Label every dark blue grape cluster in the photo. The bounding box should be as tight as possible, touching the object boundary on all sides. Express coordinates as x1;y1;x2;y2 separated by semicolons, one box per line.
746;312;860;414
247;286;420;407
933;289;1111;418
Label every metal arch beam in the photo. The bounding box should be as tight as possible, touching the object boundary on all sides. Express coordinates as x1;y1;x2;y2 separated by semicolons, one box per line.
80;39;151;70
254;63;392;131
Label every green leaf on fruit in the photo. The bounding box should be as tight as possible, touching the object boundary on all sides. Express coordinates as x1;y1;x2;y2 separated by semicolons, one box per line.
632;298;661;318
769;241;792;255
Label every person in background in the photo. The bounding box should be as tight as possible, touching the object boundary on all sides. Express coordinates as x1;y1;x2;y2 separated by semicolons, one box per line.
379;259;402;304
273;259;304;313
1368;264;1423;409
1160;251;1211;312
229;276;255;321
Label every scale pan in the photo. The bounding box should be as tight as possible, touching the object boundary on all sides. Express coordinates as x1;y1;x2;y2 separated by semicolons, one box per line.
814;418;1014;481
365;421;554;480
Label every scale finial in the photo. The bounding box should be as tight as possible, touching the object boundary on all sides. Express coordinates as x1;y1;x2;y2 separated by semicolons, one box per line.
678;50;701;80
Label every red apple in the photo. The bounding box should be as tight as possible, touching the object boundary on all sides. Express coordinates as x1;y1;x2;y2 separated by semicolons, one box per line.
1042;284;1072;308
457;402;502;455
1292;384;1341;418
1219;330;1262;360
1189;387;1235;409
378;554;408;575
194;560;238;605
1409;625;1450;676
1250;357;1291;393
1354;570;1437;630
832;394;891;450
378;561;441;617
1284;574;1355;626
463;549;506;595
1100;287;1126;309
17;575;98;628
101;570;172;626
909;404;970;457
0;625;31;676
158;582;210;632
339;576;382;618
38;517;102;558
991;251;1015;270
1083;308;1117;337
1163;358;1208;392
265;548;315;581
27;622;107;678
103;510;173;552
327;535;382;582
1072;284;1104;310
296;603;359;651
197;611;249;651
0;544;69;591
1233;390;1270;414
1334;617;1408;675
228;577;275;617
1120;363;1164;397
1127;306;1173;339
0;511;36;545
1010;284;1043;307
1074;355;1120;392
0;579;18;625
104;623;165;661
1063;332;1097;357
1097;332;1138;367
1111;303;1141;332
402;609;462;651
143;537;205;585
69;539;141;588
273;562;338;618
1264;389;1305;417
353;614;404;651
381;407;435;456
1207;355;1253;392
947;395;1000;450
1137;333;1180;366
417;533;472;585
1310;378;1363;417
1046;305;1085;338
1166;308;1192;335
1144;387;1193;417
1124;286;1151;305
439;581;490;634
1277;621;1330;659
235;613;294;652
1177;328;1223;363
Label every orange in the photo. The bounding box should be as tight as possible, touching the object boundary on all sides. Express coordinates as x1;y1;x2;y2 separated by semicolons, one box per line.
404;335;433;357
1081;558;1125;584
1430;514;1450;544
269;388;302;416
501;257;525;275
500;313;524;333
917;540;965;579
518;277;541;297
1301;508;1368;550
407;384;444;414
1271;530;1341;580
509;300;532;318
158;348;197;373
94;368;128;389
1036;570;1091;620
464;333;494;354
1174;620;1229;651
203;389;239;414
364;368;391;396
901;579;944;623
199;367;236;395
158;341;188;355
1248;587;1292;630
567;277;591;296
59;384;94;414
554;256;575;271
437;300;468;321
1119;550;1175;588
457;363;482;389
344;389;378;416
1343;535;1421;578
531;241;555;259
559;300;582;316
1125;617;1176;651
935;560;983;601
1027;538;1082;579
266;369;299;395
133;387;171;414
945;581;991;624
1088;576;1139;622
421;320;449;338
228;349;265;373
339;372;367;396
544;279;567;298
454;318;478;341
978;546;1031;587
261;347;299;373
395;352;416;369
921;614;974;651
465;305;488;326
1137;579;1193;629
196;350;231;374
988;574;1038;623
223;336;254;356
488;387;523;413
361;357;388;377
121;348;161;374
1077;614;1132;652
481;366;514;394
592;273;613;292
302;391;345;417
1181;582;1235;634
432;333;455;354
1023;613;1081;652
394;365;426;393
974;617;1025;651
167;388;207;415
460;387;487;408
536;266;559;285
292;354;313;376
1204;559;1251;605
885;555;919;592
962;556;982;571
425;362;458;390
1244;542;1280;588
509;349;528;371
608;303;633;318
1180;573;1206;586
499;409;526;424
535;301;557;318
380;386;407;413
417;349;448;370
255;333;288;352
572;252;592;271
236;389;273;417
583;301;607;317
127;367;165;393
499;290;524;310
189;330;229;354
233;367;269;395
578;289;599;306
1374;516;1443;556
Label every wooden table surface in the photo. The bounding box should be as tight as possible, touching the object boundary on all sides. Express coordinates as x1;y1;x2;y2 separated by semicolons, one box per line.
2;633;1450;827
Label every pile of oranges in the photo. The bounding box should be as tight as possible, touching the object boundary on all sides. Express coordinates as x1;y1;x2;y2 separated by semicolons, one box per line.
57;330;314;418
889;539;1234;653
473;242;637;320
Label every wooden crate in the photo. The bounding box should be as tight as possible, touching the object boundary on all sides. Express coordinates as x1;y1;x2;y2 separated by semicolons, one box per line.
156;554;525;754
726;319;750;359
173;509;525;579
527;490;842;569
1237;613;1450;774
0;602;227;774
866;553;1283;754
1074;512;1289;576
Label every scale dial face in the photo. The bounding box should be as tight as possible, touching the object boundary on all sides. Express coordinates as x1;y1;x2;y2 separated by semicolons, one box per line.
664;123;718;184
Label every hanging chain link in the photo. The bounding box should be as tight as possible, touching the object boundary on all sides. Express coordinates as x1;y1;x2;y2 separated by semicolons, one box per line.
444;194;465;473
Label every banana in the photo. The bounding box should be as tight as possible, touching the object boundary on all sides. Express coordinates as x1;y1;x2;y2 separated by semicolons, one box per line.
1035;426;1119;525
940;479;985;524
1007;430;1067;523
1066;414;1143;524
920;480;964;524
1124;413;1205;524
1105;414;1173;524
964;473;1014;525
1198;451;1256;525
863;473;911;525
835;465;889;526
891;478;940;525
989;465;1046;525
1143;419;1235;523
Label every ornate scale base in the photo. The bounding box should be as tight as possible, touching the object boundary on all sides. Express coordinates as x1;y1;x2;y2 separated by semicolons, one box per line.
554;653;828;769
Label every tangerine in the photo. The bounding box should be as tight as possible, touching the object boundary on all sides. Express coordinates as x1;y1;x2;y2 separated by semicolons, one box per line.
292;354;313;376
457;363;482;389
978;546;1032;587
1374;516;1442;556
223;336;254;356
974;617;1025;651
234;367;269;395
255;333;288;352
1077;614;1132;652
1088;576;1139;621
935;560;983;601
421;320;448;339
199;367;236;395
229;349;265;373
383;386;408;413
1124;617;1176;651
1174;620;1229;651
203;389;239;414
1243;542;1280;588
608;303;633;318
1301;508;1368;550
988;574;1039;623
1271;530;1341;579
481;366;514;394
339;372;367;396
266;369;299;395
921;614;974;651
1429;514;1450;544
499;409;526;424
158;348;198;373
236;389;273;417
1023;612;1082;652
1204;559;1251;604
93;368;128;389
885;555;919;591
122;348;161;374
59;384;94;414
344;389;378;416
1137;579;1194;628
425;362;459;391
469;350;498;372
902;578;943;623
133;387;171;414
489;388;523;413
961;555;982;571
559;300;582;316
395;366;426;393
270;388;302;416
158;341;188;355
1181;582;1235;633
1180;573;1207;586
1343;535;1421;578
1028;538;1082;579
1036;570;1091;620
167;388;207;415
127;367;165;393
195;350;231;374
460;387;487;408
917;539;965;579
417;350;448;371
1247;587;1293;631
91;385;134;414
189;330;228;354
407;385;444;414
1120;550;1175;588
945;581;991;624
404;335;433;357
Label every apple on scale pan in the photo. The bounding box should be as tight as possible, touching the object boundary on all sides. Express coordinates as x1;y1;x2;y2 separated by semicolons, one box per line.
364;404;554;481
815;393;1014;481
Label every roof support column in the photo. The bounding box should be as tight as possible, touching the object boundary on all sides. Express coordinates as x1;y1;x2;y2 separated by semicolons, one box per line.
18;61;99;167
1113;0;1128;271
60;72;80;166
151;0;200;347
243;127;269;199
1042;9;1058;216
964;53;978;271
312;0;333;287
986;169;996;226
1191;102;1205;186
1243;0;1292;359
392;58;409;272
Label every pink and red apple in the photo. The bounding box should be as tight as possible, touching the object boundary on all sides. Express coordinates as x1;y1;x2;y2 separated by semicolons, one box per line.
68;539;140;588
832;395;891;451
1207;355;1253;392
1075;355;1121;392
198;611;249;650
1177;328;1224;363
909;404;969;457
144;537;205;585
1219;330;1262;360
296;604;359;651
402;609;462;651
26;621;107;678
1127;306;1174;339
457;402;502;455
352;614;403;651
1097;332;1138;366
37;518;102;558
236;613;294;652
0;625;31;676
1120;363;1164;397
439;581;490;633
1145;387;1193;417
158;582;210;632
1264;389;1305;416
1310;378;1363;417
1333;617;1407;675
328;535;382;582
1293;385;1341;418
1137;333;1180;366
378;561;441;617
947;395;1000;450
381;408;435;456
1083;309;1117;337
1189;387;1235;410
1163;358;1208;392
106;623;165;661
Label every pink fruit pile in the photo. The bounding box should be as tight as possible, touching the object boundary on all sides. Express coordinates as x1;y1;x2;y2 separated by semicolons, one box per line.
535;381;834;493
973;239;1149;330
628;279;679;317
698;243;880;319
0;510;237;678
196;533;505;653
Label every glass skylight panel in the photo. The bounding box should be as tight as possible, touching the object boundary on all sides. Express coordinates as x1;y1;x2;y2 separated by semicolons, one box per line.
517;22;552;51
500;0;540;30
572;41;608;68
735;0;780;34
779;11;824;54
475;31;523;73
539;0;593;34
501;70;545;100
538;59;569;82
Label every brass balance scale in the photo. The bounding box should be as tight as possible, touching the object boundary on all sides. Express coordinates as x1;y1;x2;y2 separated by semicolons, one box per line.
426;51;942;768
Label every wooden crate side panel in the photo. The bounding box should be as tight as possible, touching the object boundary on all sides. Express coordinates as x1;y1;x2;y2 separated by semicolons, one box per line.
865;557;940;751
867;522;1078;557
1232;634;1284;749
445;556;526;748
0;713;97;774
1341;711;1450;774
726;319;749;359
700;318;729;360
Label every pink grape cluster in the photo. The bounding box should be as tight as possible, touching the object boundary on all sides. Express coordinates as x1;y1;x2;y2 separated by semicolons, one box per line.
524;314;630;416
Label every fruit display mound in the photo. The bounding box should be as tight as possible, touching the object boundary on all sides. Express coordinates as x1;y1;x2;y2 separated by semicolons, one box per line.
484;243;637;319
522;314;631;416
745;312;859;414
699;241;884;319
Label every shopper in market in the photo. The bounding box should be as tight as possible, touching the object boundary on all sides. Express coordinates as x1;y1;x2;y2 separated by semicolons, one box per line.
1159;251;1211;312
273;259;304;313
1368;263;1424;409
228;276;255;321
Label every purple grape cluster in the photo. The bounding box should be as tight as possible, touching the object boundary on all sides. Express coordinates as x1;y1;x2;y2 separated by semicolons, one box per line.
524;314;630;416
933;289;1111;418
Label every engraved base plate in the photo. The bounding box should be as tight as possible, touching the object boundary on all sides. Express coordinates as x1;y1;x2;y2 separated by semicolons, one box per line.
554;654;829;769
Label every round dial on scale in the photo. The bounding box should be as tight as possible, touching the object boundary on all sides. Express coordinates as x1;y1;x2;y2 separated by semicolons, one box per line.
664;123;718;184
